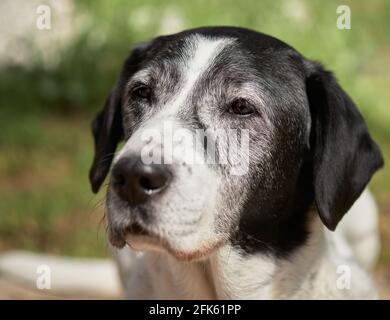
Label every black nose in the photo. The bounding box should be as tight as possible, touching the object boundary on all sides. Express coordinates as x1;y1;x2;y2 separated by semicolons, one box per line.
111;157;171;206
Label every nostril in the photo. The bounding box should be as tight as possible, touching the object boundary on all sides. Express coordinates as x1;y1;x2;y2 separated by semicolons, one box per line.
139;175;167;192
139;177;155;191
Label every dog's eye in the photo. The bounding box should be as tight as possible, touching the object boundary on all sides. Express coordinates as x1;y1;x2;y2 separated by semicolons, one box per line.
133;85;151;100
228;99;254;116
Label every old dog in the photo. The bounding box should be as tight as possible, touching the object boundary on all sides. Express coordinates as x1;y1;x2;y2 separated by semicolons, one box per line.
89;27;383;299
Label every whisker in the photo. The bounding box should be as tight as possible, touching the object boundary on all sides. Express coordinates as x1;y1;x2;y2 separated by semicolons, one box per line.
238;230;274;252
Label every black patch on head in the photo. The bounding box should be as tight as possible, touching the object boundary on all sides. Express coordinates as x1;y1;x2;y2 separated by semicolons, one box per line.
231;155;314;257
230;93;314;257
229;42;383;257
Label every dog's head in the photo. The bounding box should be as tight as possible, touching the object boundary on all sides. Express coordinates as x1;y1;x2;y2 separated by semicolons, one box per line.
89;27;383;261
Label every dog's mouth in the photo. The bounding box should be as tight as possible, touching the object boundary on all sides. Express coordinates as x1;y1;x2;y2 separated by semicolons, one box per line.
109;222;224;262
122;222;162;250
125;222;151;237
108;221;150;248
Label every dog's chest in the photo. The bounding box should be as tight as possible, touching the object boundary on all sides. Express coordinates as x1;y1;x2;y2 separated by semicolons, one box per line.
142;247;278;299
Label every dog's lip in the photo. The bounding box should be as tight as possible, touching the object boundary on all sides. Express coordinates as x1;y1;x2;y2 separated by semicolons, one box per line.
106;222;155;248
125;222;151;237
119;222;226;261
124;227;225;262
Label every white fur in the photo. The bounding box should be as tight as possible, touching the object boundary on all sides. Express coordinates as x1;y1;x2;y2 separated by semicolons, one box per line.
115;189;379;299
169;35;233;114
327;189;380;271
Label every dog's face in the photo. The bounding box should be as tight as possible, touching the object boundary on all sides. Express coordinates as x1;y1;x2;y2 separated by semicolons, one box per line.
90;27;383;261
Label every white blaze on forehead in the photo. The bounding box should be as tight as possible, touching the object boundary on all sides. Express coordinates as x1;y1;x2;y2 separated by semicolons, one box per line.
169;35;234;112
116;36;234;163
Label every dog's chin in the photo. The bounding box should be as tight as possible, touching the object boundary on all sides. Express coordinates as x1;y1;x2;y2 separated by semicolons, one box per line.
124;232;224;262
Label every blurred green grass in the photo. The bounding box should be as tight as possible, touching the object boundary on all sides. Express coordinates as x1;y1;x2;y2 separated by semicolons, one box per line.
0;0;389;265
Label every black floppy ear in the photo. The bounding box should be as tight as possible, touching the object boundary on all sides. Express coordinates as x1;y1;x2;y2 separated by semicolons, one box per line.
89;88;123;193
89;43;152;193
305;60;384;230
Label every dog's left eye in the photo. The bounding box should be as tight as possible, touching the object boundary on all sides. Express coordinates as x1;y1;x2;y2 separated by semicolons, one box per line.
228;98;255;116
133;85;151;100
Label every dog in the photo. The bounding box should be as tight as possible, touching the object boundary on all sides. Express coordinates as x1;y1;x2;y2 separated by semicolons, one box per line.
89;27;384;299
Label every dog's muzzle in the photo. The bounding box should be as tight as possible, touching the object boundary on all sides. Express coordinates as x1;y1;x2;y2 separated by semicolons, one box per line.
111;157;171;206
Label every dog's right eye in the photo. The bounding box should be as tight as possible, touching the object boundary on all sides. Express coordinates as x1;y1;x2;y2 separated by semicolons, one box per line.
132;85;151;100
228;98;255;116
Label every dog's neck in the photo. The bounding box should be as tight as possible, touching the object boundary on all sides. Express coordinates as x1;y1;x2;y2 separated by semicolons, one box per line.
142;218;326;299
213;219;326;299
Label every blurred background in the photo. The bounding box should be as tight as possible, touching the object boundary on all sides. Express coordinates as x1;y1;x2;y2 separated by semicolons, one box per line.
0;0;389;298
